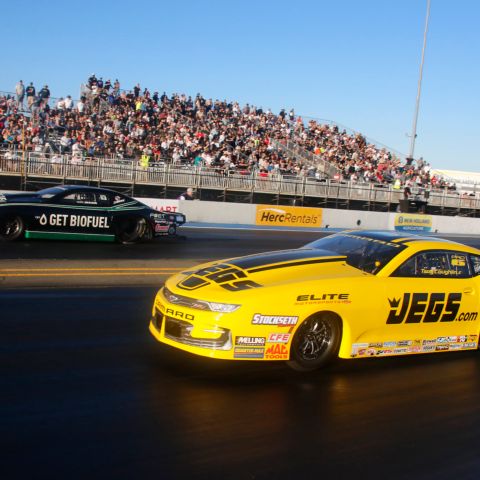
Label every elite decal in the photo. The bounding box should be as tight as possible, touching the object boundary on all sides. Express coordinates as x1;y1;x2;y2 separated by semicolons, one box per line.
39;213;110;229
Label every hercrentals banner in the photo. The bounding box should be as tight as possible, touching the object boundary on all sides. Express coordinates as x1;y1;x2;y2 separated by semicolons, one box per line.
255;205;322;227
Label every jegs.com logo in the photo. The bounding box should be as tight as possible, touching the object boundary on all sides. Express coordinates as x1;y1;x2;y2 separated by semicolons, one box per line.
386;292;478;324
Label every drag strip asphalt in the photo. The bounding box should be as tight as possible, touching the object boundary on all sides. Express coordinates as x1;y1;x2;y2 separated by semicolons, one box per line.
3;228;480;478
2;286;480;479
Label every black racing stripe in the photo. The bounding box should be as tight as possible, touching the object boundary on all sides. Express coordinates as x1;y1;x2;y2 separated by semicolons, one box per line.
229;249;340;270
247;256;345;274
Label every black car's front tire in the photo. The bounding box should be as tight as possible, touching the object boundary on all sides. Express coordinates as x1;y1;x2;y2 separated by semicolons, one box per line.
287;312;342;371
116;217;152;244
0;215;25;241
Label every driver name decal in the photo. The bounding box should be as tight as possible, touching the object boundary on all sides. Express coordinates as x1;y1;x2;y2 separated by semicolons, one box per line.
385;292;477;324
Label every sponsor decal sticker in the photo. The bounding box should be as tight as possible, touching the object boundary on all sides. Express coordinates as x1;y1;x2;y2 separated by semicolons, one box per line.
393;348;408;354
252;314;298;326
264;344;289;360
351;343;368;357
234;347;265;359
463;342;477;349
37;213;110;229
369;343;383;348
468;335;478;342
267;333;291;343
436;345;450;351
296;293;351;305
235;336;266;346
422;345;435;352
449;344;462;350
0;194;6;203
255;205;322;228
423;339;437;346
383;341;397;347
386;293;462;324
376;349;393;356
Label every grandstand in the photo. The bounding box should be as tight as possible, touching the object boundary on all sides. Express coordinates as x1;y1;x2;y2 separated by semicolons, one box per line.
1;75;479;216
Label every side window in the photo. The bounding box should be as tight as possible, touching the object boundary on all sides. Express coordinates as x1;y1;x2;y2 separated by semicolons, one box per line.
60;191;99;206
112;194;128;205
97;192;112;207
392;250;471;278
470;255;480;276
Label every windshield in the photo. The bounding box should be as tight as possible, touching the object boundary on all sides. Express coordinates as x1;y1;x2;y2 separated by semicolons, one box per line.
304;233;406;274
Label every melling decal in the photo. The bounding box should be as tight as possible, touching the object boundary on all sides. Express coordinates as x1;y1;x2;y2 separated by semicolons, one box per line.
178;263;261;292
386;293;462;324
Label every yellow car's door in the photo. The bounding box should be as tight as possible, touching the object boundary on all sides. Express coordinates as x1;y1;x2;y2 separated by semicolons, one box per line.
379;249;480;348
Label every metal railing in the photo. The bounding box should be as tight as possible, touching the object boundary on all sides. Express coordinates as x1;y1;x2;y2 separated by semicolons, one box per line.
1;149;478;212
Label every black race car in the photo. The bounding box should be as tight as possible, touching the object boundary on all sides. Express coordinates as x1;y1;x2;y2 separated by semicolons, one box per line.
0;185;186;243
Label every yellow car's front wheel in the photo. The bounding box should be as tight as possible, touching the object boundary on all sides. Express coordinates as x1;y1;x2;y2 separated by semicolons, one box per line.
287;313;342;371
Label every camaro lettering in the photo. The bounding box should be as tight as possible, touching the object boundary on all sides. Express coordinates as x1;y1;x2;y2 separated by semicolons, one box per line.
165;308;195;321
252;314;298;326
386;293;462;324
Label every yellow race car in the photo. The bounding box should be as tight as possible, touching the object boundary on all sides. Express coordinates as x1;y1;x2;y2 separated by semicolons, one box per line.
149;231;480;371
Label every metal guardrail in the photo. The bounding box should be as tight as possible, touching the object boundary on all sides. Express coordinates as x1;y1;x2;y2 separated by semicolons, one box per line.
0;150;478;211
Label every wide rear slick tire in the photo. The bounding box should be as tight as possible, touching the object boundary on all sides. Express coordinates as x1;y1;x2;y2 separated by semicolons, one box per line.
287;313;342;372
0;216;25;241
116;217;151;244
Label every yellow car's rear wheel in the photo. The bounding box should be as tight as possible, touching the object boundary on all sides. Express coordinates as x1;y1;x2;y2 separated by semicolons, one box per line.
287;313;342;371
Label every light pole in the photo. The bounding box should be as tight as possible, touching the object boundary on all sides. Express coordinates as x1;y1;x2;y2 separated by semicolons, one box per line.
408;0;431;163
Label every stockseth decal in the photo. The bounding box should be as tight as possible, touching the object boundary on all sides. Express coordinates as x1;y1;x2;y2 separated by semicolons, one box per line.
251;314;298;326
38;213;110;229
235;336;266;346
386;292;462;324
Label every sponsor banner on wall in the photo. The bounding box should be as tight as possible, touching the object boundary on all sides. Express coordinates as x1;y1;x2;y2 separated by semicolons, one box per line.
136;197;180;213
255;205;322;228
394;213;432;232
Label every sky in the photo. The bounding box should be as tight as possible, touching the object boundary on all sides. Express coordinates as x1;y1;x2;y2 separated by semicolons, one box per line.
2;0;479;172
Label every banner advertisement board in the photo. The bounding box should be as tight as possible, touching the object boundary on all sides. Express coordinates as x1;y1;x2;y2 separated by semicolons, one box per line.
255;205;322;228
394;213;432;232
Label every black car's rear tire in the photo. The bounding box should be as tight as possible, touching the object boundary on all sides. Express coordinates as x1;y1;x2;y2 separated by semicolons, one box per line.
0;215;25;241
287;312;342;372
116;217;151;244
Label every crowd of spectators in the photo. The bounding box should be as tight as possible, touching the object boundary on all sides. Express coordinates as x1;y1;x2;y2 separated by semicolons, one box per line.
0;75;451;191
